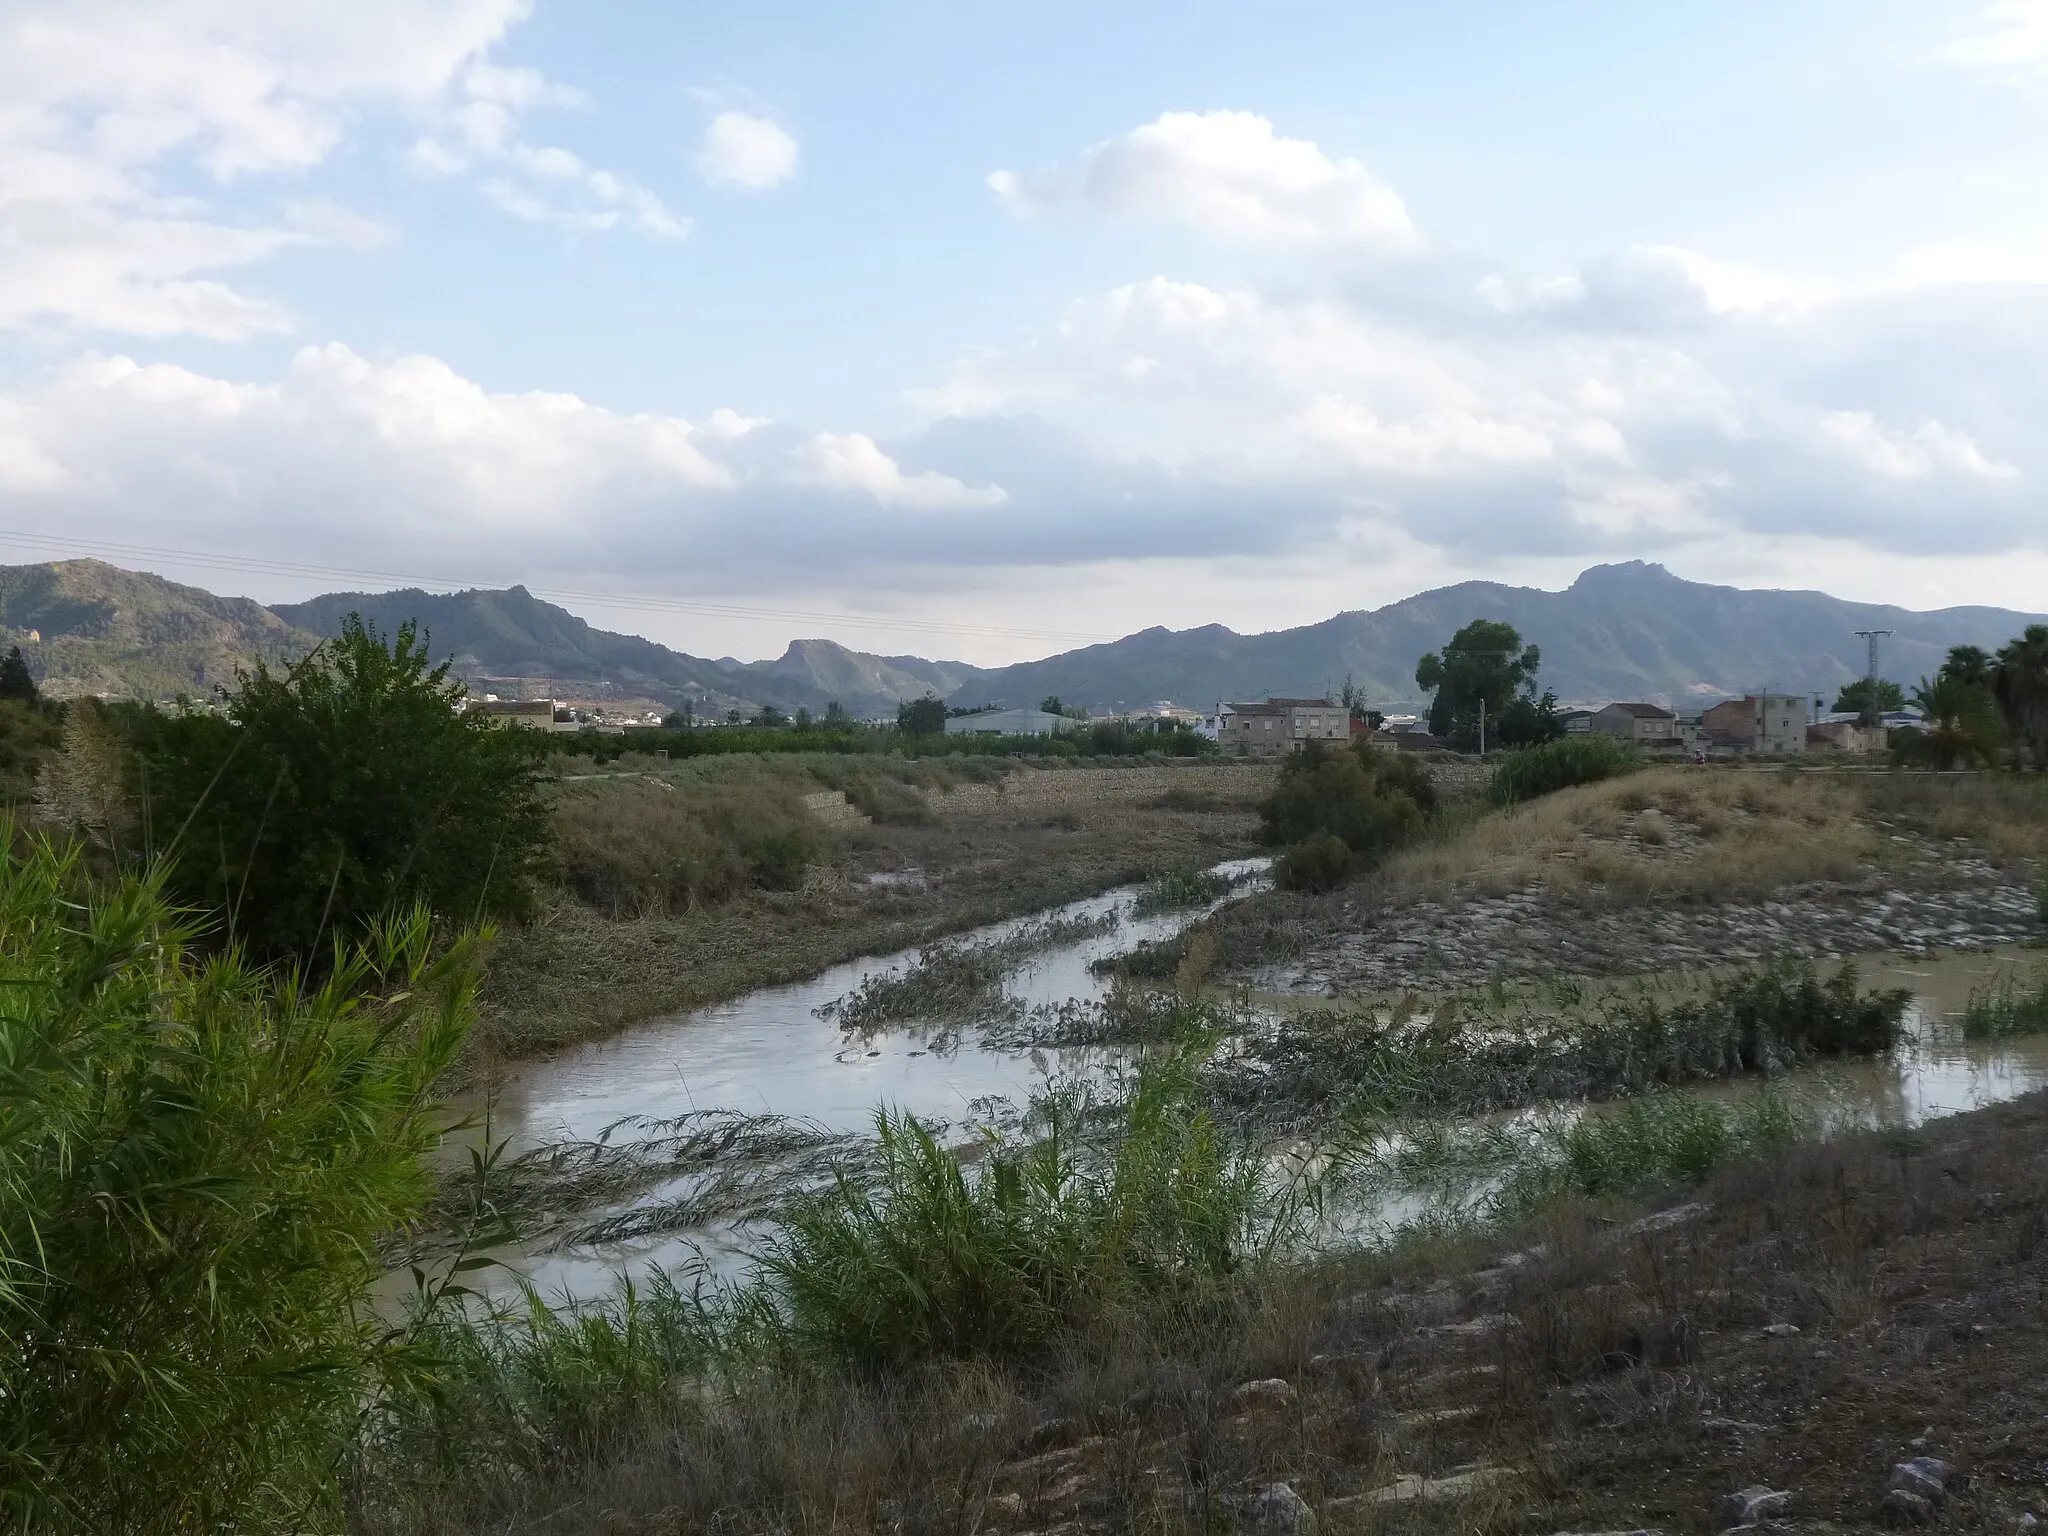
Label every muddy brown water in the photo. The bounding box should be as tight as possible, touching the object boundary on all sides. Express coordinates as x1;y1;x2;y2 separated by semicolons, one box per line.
425;891;2047;1306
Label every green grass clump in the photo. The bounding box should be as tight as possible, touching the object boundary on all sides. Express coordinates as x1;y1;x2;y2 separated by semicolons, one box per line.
0;833;478;1531
818;911;1117;1033
1959;962;2048;1041
1503;1087;1809;1209
1221;960;1909;1130
1132;865;1231;914
1488;734;1640;806
761;1047;1283;1374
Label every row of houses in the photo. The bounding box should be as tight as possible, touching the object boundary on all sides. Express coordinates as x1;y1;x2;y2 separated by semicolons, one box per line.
464;698;666;734
1179;692;1908;760
1567;694;1893;756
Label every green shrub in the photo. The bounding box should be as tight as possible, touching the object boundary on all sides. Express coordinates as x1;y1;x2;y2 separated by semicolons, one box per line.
1259;739;1430;878
0;833;478;1530
1275;830;1352;892
135;616;552;963
749;822;824;890
1488;734;1641;805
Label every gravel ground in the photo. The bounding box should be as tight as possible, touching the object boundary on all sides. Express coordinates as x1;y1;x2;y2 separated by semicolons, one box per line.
1248;842;2042;998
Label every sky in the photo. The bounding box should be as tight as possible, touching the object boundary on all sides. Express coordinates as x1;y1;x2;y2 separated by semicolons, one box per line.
2;0;2046;664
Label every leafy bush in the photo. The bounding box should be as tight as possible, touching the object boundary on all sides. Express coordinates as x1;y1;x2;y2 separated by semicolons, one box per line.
749;822;824;890
136;616;552;963
1488;734;1641;805
1259;739;1431;881
0;834;478;1530
1275;830;1352;892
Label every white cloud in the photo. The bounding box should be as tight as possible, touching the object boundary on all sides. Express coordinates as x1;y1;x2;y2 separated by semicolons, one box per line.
989;110;1418;251
696;111;801;190
0;0;685;338
1818;411;2018;480
1942;1;2048;69
794;433;1008;510
409;62;690;239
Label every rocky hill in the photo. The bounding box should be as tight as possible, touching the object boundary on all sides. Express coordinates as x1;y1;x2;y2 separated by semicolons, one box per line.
270;586;982;718
964;562;2048;711
0;560;321;701
9;557;2042;718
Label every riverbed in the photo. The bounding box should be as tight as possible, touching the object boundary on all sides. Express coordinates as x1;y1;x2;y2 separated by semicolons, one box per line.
428;874;2048;1306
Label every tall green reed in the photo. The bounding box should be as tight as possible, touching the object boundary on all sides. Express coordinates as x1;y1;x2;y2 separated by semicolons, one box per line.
0;831;479;1533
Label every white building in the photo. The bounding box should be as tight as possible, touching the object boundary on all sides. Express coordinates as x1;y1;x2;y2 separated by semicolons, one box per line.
942;707;1076;737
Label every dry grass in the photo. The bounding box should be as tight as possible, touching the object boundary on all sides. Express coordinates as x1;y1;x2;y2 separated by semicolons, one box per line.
1855;768;2048;864
475;760;1264;1064
1381;766;1889;906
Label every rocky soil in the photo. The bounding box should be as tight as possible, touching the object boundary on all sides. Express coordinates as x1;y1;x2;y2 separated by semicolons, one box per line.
1249;845;2042;998
951;1090;2048;1535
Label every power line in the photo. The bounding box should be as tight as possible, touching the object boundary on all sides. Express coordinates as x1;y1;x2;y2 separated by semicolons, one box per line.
0;528;1112;647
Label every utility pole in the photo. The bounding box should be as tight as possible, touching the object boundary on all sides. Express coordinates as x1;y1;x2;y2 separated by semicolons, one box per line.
1478;697;1487;758
1851;629;1893;724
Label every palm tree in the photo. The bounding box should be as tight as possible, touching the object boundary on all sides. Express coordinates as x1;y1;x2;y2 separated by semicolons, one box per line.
1940;644;1995;690
1902;674;2003;770
1994;625;2048;770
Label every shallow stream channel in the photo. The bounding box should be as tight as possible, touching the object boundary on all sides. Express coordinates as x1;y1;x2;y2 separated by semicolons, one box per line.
428;866;2048;1307
442;858;1271;1299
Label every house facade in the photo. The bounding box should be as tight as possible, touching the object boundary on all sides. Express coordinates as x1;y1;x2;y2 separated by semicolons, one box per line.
1220;697;1347;756
1590;701;1679;744
1699;694;1809;755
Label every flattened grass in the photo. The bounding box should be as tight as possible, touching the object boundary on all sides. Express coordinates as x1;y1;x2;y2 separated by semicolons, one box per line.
1380;766;1887;906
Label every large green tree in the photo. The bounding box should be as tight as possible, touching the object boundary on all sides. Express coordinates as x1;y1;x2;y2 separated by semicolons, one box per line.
1994;624;2048;769
0;646;35;705
138;615;552;962
897;694;947;736
1414;619;1558;750
1831;677;1905;719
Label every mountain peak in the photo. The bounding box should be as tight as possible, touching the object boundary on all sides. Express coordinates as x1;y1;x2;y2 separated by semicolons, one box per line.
1567;560;1676;590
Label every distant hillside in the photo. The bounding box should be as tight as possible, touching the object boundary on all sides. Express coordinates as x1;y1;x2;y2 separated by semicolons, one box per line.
271;586;984;718
0;560;320;700
964;563;2048;712
11;557;2041;720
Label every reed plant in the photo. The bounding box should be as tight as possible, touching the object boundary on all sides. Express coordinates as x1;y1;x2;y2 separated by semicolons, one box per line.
762;1042;1286;1374
1220;959;1908;1130
0;833;479;1533
1500;1086;1810;1210
1958;960;2048;1040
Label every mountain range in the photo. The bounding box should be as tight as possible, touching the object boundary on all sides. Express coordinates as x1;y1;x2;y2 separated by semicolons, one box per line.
3;558;2041;717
